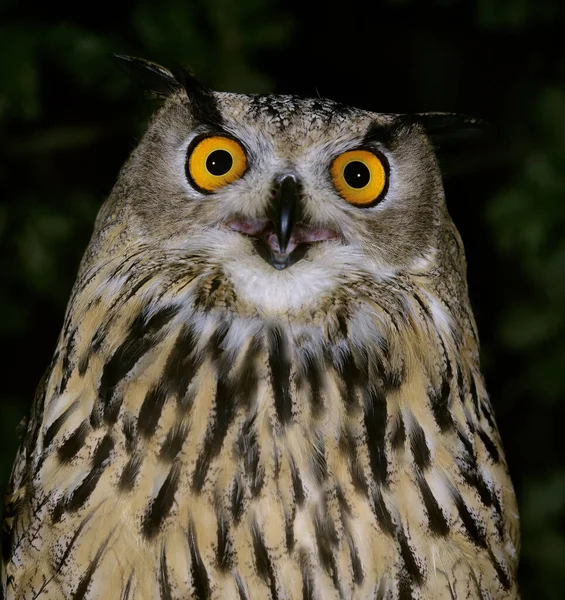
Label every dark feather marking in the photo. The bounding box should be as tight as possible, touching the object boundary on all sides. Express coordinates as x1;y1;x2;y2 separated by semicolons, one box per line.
103;392;123;425
53;510;95;571
251;522;278;600
138;324;201;438
339;429;369;496
58;422;89;464
267;325;292;425
123;416;137;453
88;272;150;356
398;575;415;600
417;474;449;536
44;402;77;448
119;454;143;491
99;306;179;425
303;351;324;417
300;553;314;600
376;577;388;600
167;324;202;410
59;329;77;393
453;489;487;548
397;527;424;585
207;320;230;363
488;550;511;590
234;572;249;600
51;496;66;524
313;512;340;589
142;463;180;539
216;512;232;571
188;520;211;599
231;475;244;524
477;428;500;462
285;508;295;552
335;347;361;407
469;376;481;417
192;374;236;492
430;357;454;432
346;532;364;585
311;433;328;484
160;422;189;462
91;434;114;469
121;573;134;600
237;414;264;497
72;533;111;599
208;276;222;297
409;421;431;470
159;545;173;600
138;383;169;439
235;337;261;409
480;399;497;430
390;413;406;451
289;457;305;506
66;465;105;513
363;387;388;485
372;488;394;536
457;450;499;513
457;427;474;458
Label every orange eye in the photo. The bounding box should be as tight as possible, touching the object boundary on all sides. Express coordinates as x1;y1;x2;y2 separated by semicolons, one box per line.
186;135;247;193
330;149;388;207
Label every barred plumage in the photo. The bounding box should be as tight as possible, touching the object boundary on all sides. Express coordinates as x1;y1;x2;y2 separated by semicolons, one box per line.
1;57;519;599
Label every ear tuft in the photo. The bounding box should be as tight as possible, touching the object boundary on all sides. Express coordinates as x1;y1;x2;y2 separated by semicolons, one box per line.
112;54;180;96
403;112;490;145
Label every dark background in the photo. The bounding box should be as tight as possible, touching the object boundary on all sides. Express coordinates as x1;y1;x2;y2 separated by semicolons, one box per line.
1;0;564;597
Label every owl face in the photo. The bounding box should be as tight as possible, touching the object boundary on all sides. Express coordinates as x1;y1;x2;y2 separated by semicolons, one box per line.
107;60;451;313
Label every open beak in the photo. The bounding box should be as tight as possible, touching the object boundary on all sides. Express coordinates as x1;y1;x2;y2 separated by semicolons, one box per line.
226;175;339;270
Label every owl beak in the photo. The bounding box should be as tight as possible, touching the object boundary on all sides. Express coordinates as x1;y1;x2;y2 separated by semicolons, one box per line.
271;174;301;256
226;174;338;270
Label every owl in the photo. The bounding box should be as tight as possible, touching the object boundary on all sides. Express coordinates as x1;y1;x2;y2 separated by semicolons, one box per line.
1;56;519;600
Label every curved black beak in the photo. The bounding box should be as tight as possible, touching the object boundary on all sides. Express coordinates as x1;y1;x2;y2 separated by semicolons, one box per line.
271;175;301;254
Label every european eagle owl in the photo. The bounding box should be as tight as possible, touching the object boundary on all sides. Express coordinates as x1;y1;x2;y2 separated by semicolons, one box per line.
1;56;519;599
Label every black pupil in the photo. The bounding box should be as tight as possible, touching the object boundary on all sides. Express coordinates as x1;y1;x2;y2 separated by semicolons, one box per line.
343;161;370;188
206;149;233;176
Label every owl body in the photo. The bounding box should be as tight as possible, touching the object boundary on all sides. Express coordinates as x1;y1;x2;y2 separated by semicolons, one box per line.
1;59;519;599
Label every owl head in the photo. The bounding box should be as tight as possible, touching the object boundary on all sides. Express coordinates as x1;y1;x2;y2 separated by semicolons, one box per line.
88;56;481;315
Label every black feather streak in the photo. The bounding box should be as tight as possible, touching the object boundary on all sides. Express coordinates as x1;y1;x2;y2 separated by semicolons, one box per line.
118;454;143;492
57;422;89;464
216;513;232;571
160;423;189;462
192;376;236;492
453;489;487;548
142;463;180;539
477;428;500;463
231;475;244;525
363;388;388;485
99;306;178;425
251;523;278;600
417;474;450;536
159;545;173;600
71;534;111;599
268;326;292;425
398;527;424;585
188;521;211;599
409;421;431;470
313;512;339;589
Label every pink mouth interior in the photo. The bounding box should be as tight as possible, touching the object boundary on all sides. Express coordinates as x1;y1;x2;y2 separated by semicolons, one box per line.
226;218;339;255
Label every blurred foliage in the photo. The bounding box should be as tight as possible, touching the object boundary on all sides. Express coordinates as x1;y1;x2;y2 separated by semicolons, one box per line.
0;0;564;597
